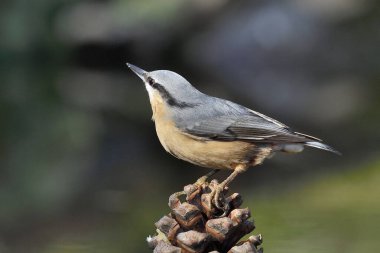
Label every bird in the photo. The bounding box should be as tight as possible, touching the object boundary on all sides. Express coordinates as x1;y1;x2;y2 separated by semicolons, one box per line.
127;63;340;211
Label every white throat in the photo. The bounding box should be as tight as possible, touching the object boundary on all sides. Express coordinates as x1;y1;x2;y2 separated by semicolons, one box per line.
144;83;154;100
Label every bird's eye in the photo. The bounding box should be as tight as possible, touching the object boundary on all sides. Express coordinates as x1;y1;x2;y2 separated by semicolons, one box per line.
148;77;155;86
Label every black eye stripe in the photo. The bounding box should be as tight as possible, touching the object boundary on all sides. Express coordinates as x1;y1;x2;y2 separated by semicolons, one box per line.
151;81;198;108
153;82;172;100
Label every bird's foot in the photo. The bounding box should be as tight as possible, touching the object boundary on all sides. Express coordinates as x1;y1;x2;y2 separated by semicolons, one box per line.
208;181;230;216
194;175;209;187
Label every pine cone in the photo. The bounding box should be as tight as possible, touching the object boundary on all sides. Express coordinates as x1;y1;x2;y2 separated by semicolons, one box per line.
147;180;263;253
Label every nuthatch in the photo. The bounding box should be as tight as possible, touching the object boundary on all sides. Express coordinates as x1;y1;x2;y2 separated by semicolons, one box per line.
127;63;339;211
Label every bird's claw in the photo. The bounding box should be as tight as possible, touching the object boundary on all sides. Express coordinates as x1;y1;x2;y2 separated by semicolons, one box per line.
194;175;208;187
190;178;230;217
212;184;230;216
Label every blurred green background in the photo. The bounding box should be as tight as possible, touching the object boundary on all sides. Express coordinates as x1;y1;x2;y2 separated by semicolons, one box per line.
0;0;379;252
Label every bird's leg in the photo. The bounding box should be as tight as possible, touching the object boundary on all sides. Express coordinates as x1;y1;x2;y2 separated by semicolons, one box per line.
194;169;220;187
213;165;248;212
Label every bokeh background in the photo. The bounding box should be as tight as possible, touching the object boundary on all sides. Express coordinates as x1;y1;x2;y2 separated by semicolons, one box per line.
1;0;379;252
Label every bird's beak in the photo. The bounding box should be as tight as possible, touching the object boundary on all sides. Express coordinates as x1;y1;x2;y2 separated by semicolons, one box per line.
126;63;147;81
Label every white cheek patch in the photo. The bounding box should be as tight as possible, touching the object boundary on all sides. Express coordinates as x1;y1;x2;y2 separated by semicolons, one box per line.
145;83;162;106
145;83;154;99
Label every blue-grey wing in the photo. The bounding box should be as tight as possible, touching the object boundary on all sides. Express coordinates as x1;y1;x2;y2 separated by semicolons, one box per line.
176;98;318;143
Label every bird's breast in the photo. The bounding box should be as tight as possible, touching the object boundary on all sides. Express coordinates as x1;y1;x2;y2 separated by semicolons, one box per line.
154;120;263;170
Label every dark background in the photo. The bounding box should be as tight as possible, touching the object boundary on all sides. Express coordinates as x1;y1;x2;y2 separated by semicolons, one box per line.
1;0;379;252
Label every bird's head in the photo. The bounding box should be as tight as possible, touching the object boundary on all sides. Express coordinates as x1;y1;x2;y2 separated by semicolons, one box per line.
127;63;203;109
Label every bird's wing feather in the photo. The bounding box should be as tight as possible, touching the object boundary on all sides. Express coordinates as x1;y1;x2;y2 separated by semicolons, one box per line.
177;99;316;144
184;114;310;143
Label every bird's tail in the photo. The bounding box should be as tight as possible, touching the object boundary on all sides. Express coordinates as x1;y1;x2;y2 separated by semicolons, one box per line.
305;141;341;155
